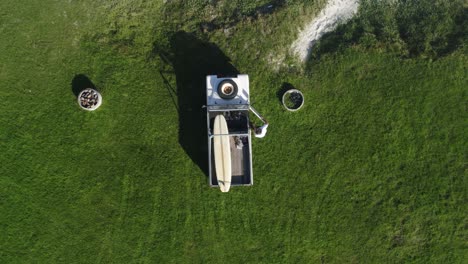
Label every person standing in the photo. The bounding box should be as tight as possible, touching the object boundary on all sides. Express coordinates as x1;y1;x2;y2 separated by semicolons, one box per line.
250;118;268;138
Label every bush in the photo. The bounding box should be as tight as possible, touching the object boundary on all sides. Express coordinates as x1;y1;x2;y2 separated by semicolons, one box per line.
396;0;465;57
310;0;466;60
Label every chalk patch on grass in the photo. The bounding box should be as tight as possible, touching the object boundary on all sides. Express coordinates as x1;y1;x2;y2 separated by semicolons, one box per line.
291;0;359;62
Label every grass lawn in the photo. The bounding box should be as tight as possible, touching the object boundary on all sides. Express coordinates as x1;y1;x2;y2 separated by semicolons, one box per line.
0;0;466;263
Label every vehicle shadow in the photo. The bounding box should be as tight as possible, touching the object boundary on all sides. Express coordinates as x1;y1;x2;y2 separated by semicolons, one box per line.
167;31;239;176
71;74;96;97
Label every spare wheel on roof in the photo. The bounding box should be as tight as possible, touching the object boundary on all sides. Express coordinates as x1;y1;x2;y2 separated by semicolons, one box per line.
217;79;238;100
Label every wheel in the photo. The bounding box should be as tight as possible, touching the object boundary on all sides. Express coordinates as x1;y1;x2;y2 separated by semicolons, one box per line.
217;79;238;100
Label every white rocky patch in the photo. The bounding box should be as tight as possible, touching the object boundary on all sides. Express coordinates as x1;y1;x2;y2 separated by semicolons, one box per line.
291;0;359;62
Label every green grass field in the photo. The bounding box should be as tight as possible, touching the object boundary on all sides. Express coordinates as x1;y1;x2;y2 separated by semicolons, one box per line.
1;0;466;263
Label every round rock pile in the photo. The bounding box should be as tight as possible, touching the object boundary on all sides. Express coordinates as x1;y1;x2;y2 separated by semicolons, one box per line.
78;88;102;111
282;89;304;111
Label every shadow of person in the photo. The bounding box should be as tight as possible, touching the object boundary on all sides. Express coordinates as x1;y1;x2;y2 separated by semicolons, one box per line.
168;31;239;176
71;74;96;97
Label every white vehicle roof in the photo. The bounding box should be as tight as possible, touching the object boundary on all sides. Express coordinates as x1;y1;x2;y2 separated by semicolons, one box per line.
206;74;250;106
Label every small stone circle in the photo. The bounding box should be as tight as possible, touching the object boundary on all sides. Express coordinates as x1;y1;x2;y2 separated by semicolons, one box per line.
282;89;304;111
78;88;102;111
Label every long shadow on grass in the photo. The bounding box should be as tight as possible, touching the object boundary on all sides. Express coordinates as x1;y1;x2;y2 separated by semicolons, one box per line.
71;74;97;97
198;0;285;33
167;31;239;176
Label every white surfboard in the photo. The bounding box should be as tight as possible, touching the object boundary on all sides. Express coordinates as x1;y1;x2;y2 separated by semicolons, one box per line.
213;114;232;192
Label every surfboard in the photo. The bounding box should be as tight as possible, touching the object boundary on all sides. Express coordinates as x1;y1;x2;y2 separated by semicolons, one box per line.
213;114;232;192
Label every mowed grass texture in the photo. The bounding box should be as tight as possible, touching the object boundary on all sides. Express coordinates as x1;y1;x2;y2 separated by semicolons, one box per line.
1;0;466;263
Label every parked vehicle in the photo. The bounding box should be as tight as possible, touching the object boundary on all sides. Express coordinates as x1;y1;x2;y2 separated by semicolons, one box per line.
205;74;266;192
